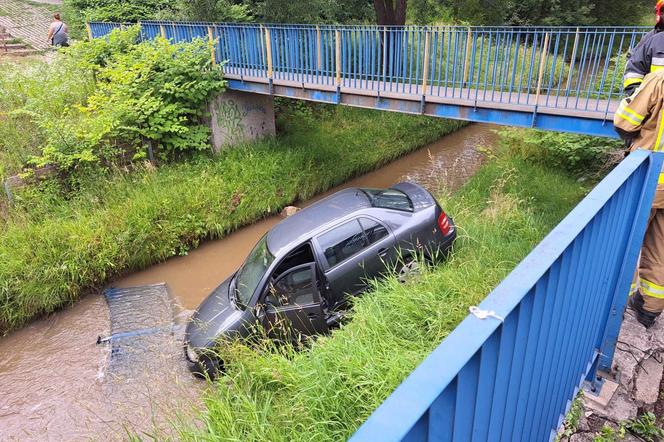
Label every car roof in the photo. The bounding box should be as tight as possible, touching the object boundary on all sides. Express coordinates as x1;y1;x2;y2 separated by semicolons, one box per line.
267;188;372;257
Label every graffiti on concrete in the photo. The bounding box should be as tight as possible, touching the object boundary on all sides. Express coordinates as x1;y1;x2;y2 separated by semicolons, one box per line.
215;99;246;146
214;98;270;147
210;91;275;151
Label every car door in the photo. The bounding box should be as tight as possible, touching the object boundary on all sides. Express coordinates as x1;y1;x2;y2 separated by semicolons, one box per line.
315;219;368;300
261;263;328;340
357;216;397;279
315;217;396;303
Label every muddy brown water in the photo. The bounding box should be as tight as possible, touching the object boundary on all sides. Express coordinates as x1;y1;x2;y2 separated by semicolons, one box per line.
0;123;497;440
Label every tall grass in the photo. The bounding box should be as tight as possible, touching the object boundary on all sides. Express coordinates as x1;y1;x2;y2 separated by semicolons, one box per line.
0;59;96;181
0;104;465;334
173;141;591;441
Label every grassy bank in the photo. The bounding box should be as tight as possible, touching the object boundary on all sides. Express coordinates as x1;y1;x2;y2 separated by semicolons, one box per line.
0;104;465;334
175;138;592;441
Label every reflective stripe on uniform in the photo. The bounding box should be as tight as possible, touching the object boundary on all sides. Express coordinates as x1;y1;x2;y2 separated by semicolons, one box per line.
652;57;664;72
656;110;664;151
616;101;645;126
659;172;664;184
624;77;644;88
639;277;664;299
618;102;645;121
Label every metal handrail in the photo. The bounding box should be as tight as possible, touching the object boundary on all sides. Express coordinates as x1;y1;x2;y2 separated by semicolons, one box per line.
89;21;647;120
350;150;663;441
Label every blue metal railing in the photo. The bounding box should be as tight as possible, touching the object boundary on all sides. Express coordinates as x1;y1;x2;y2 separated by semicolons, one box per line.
349;150;663;442
89;21;648;120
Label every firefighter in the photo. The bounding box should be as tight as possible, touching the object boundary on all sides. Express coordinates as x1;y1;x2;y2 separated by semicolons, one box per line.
614;70;664;328
623;0;664;97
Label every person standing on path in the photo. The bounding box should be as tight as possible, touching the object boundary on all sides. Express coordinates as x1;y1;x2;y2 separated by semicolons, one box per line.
47;13;69;47
614;71;664;328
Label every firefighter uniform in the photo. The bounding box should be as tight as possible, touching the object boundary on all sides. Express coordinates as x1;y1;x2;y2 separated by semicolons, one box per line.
623;29;663;96
614;70;664;327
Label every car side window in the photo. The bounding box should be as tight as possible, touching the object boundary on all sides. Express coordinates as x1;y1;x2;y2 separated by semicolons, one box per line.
317;219;368;268
268;265;316;307
360;218;389;245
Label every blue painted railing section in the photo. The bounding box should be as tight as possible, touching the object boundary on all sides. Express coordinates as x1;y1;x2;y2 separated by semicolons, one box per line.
89;22;648;118
349;150;663;442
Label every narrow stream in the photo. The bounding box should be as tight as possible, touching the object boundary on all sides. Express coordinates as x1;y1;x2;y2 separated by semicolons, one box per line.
0;123;497;440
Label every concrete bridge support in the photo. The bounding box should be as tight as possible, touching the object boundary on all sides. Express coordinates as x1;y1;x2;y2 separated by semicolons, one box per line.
208;89;276;152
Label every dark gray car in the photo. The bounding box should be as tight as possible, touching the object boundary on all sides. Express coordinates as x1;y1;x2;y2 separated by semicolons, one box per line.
184;182;456;376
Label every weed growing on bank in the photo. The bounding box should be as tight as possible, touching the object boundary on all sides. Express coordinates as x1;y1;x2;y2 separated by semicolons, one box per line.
173;143;591;441
499;128;623;178
0;105;464;334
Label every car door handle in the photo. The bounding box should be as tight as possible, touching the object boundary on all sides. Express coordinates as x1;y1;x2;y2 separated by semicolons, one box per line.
307;312;318;319
378;248;389;257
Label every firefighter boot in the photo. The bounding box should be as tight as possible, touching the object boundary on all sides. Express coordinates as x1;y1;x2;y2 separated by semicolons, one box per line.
628;291;660;328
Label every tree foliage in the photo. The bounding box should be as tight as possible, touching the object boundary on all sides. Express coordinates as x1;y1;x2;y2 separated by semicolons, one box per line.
23;26;226;173
63;0;174;36
64;0;649;28
174;0;374;24
441;0;651;26
156;0;254;22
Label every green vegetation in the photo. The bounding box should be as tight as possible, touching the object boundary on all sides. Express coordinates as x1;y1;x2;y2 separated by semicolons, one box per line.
171;134;594;441
62;0;649;37
623;412;664;442
0;27;224;180
63;0;175;37
499;128;623;178
592;413;664;442
593;425;627;442
557;393;585;441
0;100;463;333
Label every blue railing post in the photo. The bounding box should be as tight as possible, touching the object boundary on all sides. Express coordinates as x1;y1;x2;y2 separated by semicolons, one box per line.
592;151;664;387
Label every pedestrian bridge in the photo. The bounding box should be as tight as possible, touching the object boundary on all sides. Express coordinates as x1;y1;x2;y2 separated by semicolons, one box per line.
89;22;650;138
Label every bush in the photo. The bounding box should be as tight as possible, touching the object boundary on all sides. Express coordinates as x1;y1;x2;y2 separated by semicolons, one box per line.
0;58;95;181
1;27;226;178
63;0;176;38
498;128;623;177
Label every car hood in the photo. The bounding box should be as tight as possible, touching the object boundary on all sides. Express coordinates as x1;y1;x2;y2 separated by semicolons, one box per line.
185;277;246;349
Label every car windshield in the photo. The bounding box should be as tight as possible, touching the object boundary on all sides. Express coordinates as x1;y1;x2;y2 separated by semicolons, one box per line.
362;188;413;212
234;235;275;307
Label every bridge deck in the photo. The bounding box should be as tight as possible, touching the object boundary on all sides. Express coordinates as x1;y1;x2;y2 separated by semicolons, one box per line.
225;71;618;121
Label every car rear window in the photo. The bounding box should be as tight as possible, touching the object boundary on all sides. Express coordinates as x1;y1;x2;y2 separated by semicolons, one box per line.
362;188;413;212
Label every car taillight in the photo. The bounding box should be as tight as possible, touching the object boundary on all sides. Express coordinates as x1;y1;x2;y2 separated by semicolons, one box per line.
437;211;453;236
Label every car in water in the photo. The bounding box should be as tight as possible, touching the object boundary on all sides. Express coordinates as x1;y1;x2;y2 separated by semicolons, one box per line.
184;182;456;376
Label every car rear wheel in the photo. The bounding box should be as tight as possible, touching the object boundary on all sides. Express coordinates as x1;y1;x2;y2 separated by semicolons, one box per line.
397;258;420;284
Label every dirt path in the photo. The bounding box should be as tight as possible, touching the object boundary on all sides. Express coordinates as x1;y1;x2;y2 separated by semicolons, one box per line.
0;0;61;50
